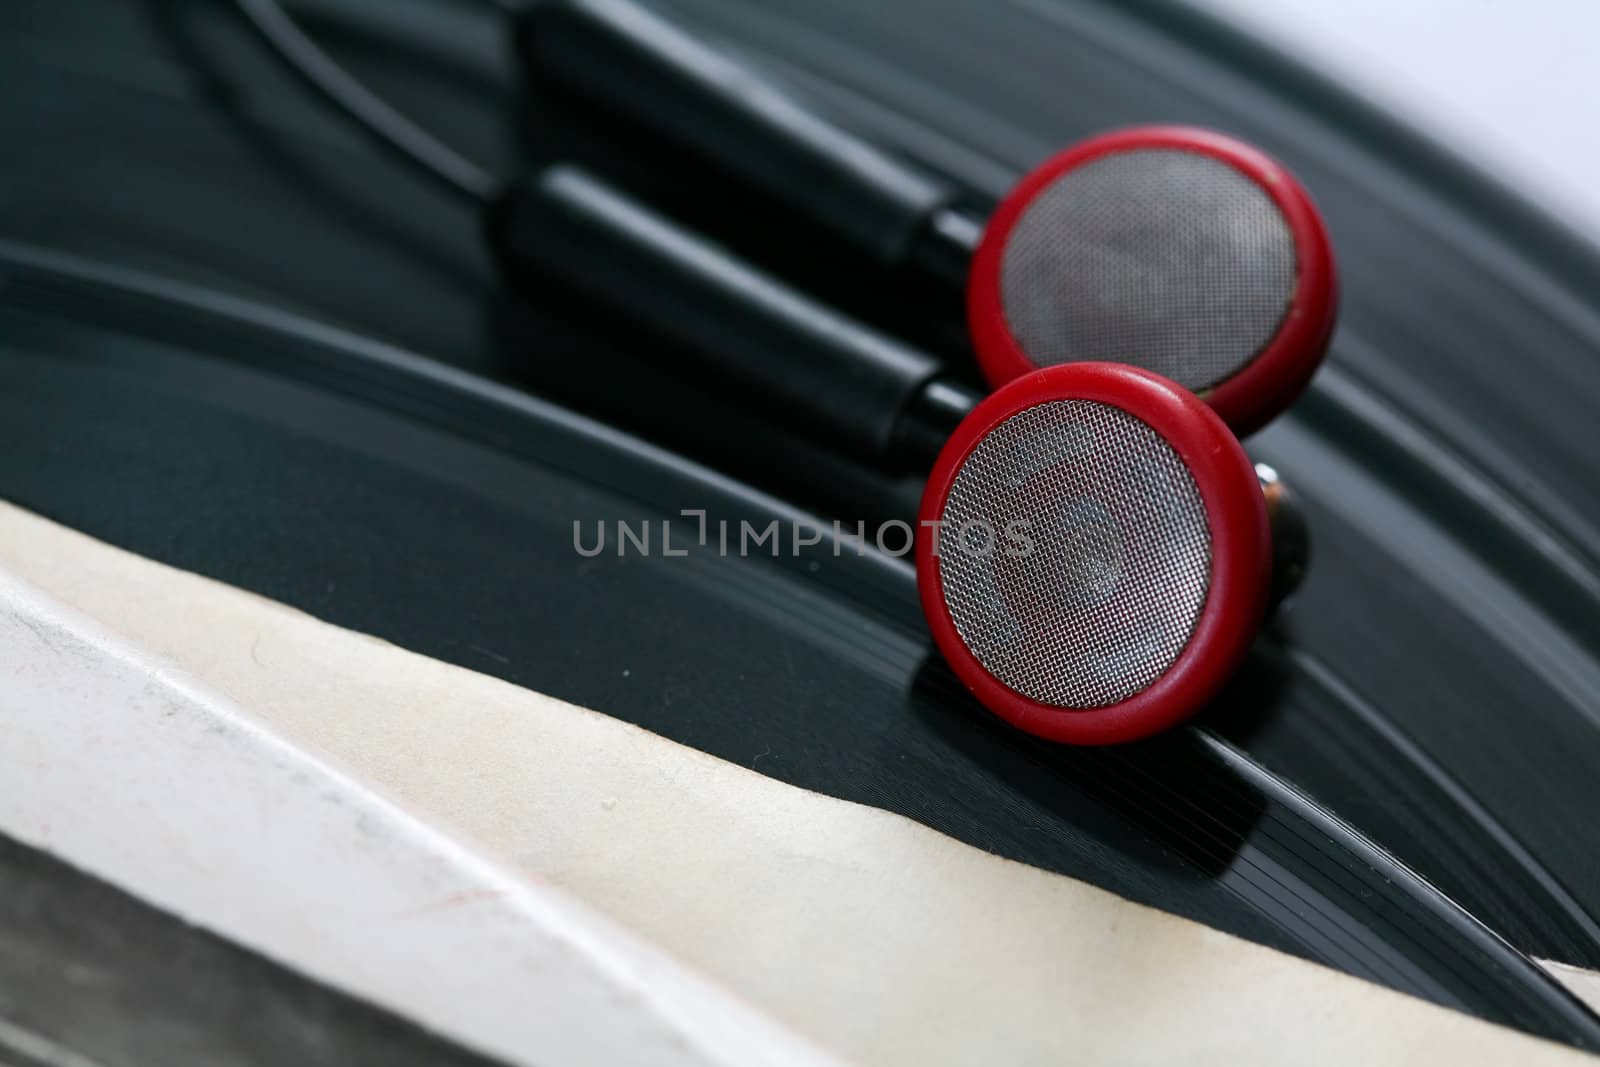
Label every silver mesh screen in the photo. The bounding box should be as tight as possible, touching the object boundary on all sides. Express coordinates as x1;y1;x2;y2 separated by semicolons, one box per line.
936;401;1213;708
998;149;1296;391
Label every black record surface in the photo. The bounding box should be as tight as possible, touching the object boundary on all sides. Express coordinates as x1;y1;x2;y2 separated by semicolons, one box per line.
3;244;1597;1052
4;0;1600;1054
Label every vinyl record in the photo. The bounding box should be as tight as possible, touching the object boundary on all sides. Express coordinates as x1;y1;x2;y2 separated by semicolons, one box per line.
5;0;1600;1052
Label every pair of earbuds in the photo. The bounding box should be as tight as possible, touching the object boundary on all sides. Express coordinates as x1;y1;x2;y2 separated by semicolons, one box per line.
505;0;1336;743
237;0;1336;744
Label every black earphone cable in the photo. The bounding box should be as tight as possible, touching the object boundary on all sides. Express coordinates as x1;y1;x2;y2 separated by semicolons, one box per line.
232;0;497;204
226;0;968;470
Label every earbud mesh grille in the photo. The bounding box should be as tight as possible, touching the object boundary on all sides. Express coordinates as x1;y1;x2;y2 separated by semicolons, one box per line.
998;149;1296;391
936;401;1213;708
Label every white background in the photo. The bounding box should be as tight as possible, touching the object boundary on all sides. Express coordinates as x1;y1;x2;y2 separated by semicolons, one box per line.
1190;0;1600;241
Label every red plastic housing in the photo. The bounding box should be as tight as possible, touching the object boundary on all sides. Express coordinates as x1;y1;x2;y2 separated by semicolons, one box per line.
966;125;1338;437
915;363;1271;745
